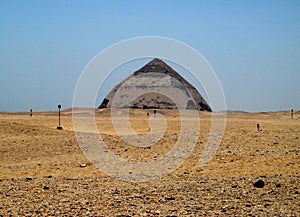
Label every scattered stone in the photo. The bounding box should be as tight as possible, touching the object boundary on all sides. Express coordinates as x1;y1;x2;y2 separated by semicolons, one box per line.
86;162;93;166
113;200;121;207
0;176;298;216
253;180;265;188
80;164;87;168
276;183;281;188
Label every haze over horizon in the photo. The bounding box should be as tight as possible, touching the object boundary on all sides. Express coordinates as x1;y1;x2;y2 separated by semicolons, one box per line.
1;1;299;112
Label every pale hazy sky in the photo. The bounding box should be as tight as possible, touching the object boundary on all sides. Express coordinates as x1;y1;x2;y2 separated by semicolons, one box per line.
0;0;299;112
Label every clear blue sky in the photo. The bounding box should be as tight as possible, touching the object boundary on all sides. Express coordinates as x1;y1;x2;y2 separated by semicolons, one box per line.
0;0;299;112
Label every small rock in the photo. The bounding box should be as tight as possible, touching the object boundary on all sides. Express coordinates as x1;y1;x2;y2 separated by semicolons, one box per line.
43;186;50;190
165;197;176;201
113;200;121;207
221;207;226;212
80;164;87;168
276;183;281;188
253;180;265;188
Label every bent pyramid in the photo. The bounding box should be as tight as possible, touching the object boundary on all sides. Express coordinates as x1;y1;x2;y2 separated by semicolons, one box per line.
98;58;211;111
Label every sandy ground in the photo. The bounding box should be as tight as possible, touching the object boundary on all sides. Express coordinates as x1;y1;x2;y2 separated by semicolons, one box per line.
0;109;299;216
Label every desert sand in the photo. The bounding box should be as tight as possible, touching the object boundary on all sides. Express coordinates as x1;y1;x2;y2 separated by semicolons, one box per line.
0;109;299;216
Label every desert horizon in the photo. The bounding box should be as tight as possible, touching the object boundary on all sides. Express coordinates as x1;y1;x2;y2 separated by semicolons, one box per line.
1;107;299;114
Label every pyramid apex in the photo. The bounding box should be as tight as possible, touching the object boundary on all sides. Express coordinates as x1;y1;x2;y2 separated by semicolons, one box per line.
148;58;165;63
147;58;169;66
133;58;174;75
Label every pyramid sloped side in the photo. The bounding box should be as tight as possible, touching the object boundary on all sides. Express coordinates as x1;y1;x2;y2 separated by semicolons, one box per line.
98;59;211;111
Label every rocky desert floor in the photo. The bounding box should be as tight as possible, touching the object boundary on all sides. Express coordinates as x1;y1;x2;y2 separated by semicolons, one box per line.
0;109;299;216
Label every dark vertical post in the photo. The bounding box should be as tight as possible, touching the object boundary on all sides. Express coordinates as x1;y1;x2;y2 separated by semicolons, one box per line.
57;105;62;130
30;109;32;117
58;106;61;127
291;109;294;119
257;123;260;132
